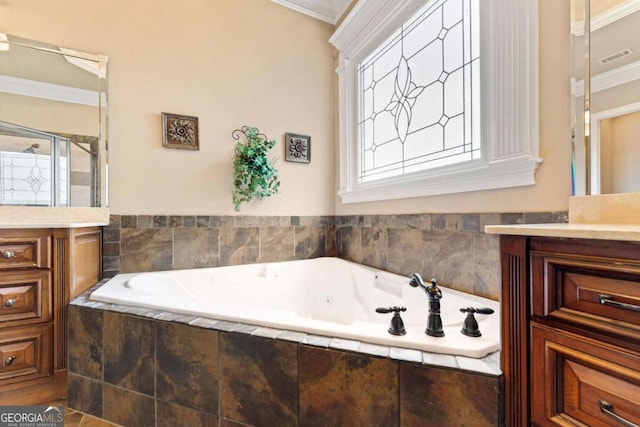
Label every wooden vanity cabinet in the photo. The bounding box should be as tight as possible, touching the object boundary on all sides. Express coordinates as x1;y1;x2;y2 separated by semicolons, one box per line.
501;236;640;427
0;227;102;405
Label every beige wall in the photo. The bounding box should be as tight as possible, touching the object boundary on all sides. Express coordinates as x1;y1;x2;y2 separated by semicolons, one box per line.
1;0;337;215
2;0;572;216
604;111;640;193
573;79;640;194
0;93;98;137
599;118;614;193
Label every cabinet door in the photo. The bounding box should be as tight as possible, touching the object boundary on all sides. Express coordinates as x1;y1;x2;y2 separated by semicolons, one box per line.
531;323;640;427
69;227;102;299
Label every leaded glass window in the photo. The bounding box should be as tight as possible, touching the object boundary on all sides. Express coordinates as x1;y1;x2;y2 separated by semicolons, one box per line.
357;0;480;182
0;152;68;205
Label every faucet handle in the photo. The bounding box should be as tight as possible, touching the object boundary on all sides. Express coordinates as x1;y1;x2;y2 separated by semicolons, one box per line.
376;306;407;314
460;307;494;315
460;307;495;337
376;306;407;336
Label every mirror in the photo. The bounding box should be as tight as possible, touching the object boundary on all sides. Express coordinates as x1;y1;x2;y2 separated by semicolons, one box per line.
572;0;640;195
0;34;108;207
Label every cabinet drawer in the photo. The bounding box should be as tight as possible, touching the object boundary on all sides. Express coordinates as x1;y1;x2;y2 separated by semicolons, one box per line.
531;323;640;427
0;236;50;269
0;271;51;324
0;324;52;385
532;253;640;337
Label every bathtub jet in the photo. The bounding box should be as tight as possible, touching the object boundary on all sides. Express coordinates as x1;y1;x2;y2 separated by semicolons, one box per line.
90;257;500;358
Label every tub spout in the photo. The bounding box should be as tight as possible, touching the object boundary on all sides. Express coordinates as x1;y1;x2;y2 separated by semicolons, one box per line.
409;273;427;290
409;273;444;337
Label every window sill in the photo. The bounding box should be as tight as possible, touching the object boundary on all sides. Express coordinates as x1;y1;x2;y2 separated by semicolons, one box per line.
338;156;542;204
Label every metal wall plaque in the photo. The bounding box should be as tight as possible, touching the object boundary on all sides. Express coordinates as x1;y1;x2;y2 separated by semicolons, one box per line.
285;132;310;163
162;112;199;150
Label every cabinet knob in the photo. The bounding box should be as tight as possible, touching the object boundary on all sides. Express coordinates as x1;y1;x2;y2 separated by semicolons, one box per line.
4;356;15;366
1;250;15;259
4;298;16;308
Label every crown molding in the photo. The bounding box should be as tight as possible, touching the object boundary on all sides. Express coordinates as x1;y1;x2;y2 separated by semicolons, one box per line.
0;74;102;106
333;0;352;21
572;0;640;36
270;0;338;24
330;0;424;57
573;59;640;96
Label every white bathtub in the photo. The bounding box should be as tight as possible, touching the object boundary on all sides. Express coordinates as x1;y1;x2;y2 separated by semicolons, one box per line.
90;257;500;358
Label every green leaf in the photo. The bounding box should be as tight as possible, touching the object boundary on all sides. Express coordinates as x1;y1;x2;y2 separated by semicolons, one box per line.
231;126;281;211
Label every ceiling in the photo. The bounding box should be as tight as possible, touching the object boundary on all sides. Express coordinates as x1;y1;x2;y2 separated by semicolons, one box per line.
270;0;352;24
574;0;629;18
573;0;640;77
590;6;640;75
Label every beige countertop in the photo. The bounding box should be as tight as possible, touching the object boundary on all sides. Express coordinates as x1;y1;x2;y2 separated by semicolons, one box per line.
486;193;640;241
485;223;640;242
0;206;109;228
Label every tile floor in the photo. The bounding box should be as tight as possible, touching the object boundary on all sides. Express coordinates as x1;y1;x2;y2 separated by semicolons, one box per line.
47;400;119;427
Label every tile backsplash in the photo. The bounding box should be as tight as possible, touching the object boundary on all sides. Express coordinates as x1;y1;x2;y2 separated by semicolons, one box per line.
103;215;333;278
103;212;567;300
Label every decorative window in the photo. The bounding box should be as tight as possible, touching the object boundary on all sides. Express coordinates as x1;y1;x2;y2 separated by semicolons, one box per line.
330;0;541;204
0;152;68;205
0;122;70;206
358;0;480;182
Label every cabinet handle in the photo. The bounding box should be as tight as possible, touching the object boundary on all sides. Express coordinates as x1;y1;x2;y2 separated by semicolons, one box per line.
4;356;15;366
1;250;15;259
4;298;16;308
598;294;640;313
599;400;639;427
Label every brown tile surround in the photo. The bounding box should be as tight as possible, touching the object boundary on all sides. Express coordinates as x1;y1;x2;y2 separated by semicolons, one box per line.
220;333;298;425
70;211;568;425
299;346;399;426
103;311;155;396
103;212;566;299
400;363;501;426
156;322;219;414
68;297;503;427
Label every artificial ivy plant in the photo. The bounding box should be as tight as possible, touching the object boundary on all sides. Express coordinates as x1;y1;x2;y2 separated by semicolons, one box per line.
232;126;280;211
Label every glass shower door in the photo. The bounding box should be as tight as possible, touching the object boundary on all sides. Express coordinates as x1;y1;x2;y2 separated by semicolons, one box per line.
0;120;70;206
